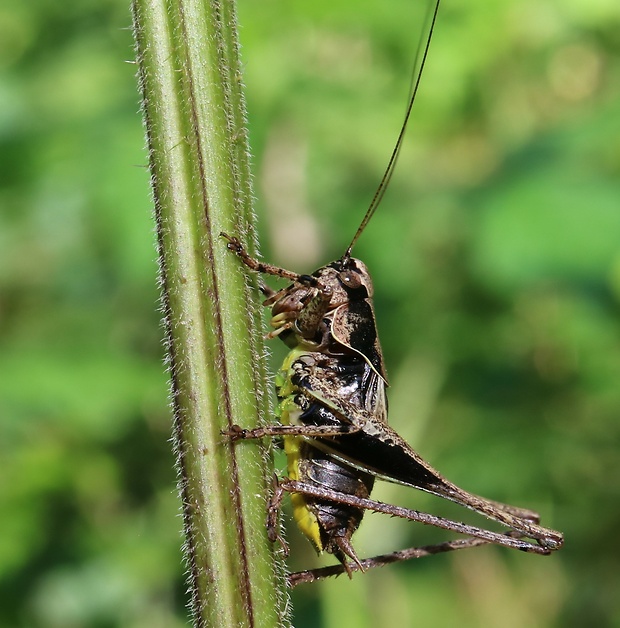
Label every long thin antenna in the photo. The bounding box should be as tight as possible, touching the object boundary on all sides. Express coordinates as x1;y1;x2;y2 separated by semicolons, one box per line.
344;0;441;259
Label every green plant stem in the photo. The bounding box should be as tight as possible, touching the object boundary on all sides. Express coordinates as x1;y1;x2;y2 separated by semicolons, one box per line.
132;0;289;625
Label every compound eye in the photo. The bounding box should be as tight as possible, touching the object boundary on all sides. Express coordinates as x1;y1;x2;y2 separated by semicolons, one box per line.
339;270;362;289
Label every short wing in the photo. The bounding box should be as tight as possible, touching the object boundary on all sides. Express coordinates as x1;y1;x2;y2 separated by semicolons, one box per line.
331;299;388;383
296;368;440;492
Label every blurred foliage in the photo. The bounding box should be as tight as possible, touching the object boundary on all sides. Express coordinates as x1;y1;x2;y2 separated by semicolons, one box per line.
1;0;619;626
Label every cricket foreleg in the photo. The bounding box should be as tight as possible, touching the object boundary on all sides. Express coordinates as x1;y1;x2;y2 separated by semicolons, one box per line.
221;232;326;292
221;232;303;283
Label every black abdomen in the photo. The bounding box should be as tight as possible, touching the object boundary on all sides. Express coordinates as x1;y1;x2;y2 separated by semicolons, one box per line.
298;441;375;561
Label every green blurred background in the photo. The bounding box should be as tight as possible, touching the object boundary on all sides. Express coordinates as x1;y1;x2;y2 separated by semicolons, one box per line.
1;0;619;626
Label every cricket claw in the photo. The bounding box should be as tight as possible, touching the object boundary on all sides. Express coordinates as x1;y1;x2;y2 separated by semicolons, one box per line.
220;232;243;252
221;424;247;441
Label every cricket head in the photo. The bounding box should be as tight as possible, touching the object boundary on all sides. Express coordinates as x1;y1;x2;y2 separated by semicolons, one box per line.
267;256;375;346
270;256;374;310
324;256;375;303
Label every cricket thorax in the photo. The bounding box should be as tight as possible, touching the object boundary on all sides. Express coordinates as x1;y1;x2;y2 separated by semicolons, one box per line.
267;257;388;383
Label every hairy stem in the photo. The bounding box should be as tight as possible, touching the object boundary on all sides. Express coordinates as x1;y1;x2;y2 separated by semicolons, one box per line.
132;0;289;625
